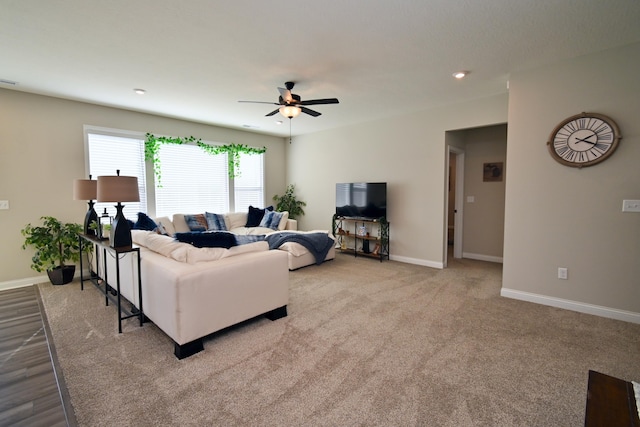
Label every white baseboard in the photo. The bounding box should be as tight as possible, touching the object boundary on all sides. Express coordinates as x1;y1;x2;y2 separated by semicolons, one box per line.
501;288;640;324
0;269;89;292
391;255;444;269
0;275;48;291
462;252;503;263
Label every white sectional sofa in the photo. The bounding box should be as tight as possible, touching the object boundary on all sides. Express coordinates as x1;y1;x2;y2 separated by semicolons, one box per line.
97;210;335;359
109;232;289;359
156;211;336;270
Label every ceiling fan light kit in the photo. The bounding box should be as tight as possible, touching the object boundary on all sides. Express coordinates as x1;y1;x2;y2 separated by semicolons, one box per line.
239;81;339;119
279;105;301;118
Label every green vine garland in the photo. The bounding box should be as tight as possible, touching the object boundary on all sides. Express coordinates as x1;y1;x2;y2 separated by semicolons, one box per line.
144;133;266;183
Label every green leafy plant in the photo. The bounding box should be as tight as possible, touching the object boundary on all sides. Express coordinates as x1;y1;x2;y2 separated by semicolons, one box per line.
144;133;266;183
272;184;307;220
21;216;87;272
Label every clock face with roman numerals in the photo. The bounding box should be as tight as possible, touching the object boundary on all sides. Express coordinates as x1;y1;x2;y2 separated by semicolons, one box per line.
547;112;621;168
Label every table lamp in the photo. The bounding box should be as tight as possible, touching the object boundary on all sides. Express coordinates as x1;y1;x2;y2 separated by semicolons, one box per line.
97;170;139;248
73;176;98;236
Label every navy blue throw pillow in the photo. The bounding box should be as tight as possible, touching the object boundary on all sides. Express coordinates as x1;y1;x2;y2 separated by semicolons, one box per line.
245;206;265;227
245;205;274;227
133;212;157;231
174;232;237;249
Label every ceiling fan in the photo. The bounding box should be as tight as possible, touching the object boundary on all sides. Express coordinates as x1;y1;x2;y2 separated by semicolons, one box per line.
239;81;339;118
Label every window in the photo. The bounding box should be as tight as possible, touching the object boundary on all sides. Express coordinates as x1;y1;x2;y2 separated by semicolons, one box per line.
233;151;264;212
154;143;230;217
86;128;266;220
86;132;147;219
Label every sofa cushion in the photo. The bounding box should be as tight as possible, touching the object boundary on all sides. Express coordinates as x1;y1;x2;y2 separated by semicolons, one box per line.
133;212;158;231
204;212;228;231
220;241;269;259
259;210;286;230
175;231;237;249
132;231;188;262
231;226;276;236
184;214;208;231
154;216;175;236
225;212;247;230
171;214;191;233
245;205;267;227
181;243;267;264
277;211;289;231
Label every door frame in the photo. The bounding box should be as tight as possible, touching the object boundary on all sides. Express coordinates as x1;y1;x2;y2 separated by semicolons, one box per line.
445;146;465;266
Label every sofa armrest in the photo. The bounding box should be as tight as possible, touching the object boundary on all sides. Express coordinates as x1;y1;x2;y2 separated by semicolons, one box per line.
285;219;297;231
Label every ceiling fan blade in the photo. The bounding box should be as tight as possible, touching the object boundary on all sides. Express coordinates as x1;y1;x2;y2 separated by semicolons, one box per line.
238;100;279;105
300;98;339;106
265;109;280;117
278;87;293;104
301;107;321;117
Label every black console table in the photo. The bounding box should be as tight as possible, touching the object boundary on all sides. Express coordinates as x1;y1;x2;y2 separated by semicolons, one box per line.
78;234;144;333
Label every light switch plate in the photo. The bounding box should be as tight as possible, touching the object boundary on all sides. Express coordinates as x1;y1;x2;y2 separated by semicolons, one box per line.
622;200;640;212
0;200;9;210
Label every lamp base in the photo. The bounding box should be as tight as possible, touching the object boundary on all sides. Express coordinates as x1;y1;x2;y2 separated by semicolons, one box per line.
84;201;98;236
110;203;132;248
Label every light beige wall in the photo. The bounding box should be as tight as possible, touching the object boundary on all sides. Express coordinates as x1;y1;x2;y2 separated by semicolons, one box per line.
461;125;507;260
287;94;508;267
503;42;640;317
0;89;286;286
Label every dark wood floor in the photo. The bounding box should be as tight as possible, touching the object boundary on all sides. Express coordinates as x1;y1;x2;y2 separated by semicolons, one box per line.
0;285;76;426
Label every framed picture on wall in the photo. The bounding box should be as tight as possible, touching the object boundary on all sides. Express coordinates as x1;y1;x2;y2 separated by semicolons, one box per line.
483;162;503;182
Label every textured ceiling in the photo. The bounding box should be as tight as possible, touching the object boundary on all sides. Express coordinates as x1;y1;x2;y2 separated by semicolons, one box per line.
2;0;640;137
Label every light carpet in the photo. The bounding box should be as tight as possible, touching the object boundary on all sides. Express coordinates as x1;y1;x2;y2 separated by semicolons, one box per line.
38;255;640;426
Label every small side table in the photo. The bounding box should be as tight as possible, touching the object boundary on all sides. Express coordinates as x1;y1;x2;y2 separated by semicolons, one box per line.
78;234;144;333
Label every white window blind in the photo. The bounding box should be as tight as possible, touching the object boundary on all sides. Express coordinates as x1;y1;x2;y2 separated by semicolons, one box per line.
87;133;147;220
233;152;265;211
154;143;229;217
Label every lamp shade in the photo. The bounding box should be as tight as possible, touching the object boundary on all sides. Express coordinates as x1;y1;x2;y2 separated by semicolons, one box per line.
279;105;301;118
73;179;97;200
97;175;140;203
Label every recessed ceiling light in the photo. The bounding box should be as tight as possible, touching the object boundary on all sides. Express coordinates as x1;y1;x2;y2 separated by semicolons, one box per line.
133;88;146;95
452;71;468;79
276;121;283;125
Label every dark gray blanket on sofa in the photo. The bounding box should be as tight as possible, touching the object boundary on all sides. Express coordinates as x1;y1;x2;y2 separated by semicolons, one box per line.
265;232;334;265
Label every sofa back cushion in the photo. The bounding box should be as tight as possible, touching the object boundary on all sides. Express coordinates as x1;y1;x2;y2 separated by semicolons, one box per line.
132;231;188;262
225;212;247;230
153;216;175;236
172;214;191;233
187;241;268;263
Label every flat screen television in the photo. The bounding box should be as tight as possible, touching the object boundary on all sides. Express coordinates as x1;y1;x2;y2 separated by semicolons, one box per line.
335;182;387;219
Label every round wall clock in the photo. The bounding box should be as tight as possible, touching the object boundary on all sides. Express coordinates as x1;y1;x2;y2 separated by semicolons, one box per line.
547;112;622;168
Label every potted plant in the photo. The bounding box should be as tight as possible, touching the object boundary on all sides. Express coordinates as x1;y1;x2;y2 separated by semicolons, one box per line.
21;216;87;285
272;184;307;220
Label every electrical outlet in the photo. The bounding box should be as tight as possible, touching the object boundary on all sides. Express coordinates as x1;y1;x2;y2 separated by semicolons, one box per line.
0;200;9;210
558;267;568;280
622;200;640;212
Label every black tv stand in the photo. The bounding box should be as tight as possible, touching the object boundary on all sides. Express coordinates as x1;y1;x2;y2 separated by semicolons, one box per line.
332;215;389;261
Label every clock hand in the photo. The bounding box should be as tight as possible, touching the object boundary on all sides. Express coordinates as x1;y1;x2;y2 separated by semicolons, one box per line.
575;136;596;145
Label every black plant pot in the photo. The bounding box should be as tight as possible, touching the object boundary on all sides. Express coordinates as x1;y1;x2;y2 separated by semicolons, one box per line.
47;265;76;285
